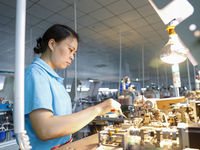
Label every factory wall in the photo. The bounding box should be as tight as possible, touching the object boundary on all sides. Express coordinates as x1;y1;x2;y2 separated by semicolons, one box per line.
0;76;14;101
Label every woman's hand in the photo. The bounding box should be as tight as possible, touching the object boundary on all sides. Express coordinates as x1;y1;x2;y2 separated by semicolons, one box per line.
29;98;121;141
95;98;121;116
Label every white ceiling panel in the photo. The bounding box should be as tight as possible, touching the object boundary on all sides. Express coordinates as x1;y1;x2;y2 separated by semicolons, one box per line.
63;22;83;31
87;40;103;48
88;33;105;40
35;21;52;30
89;22;109;32
29;0;40;2
145;14;162;24
1;52;14;60
77;0;102;14
126;33;144;41
151;41;165;49
116;24;132;32
136;4;156;17
127;0;150;9
121;38;133;45
64;21;76;30
46;14;71;25
109;34;120;42
58;6;85;20
136;25;154;34
156;40;166;47
134;38;149;45
63;0;82;5
95;0;119;6
160;34;168;42
106;0;133;15
0;3;16;18
77;15;98;27
26;14;41;25
127;18;149;29
121;30;138;37
6;19;15;28
88;8;114;21
5;51;15;58
144;43;157;50
100;28;118;37
0;31;14;44
141;31;159;38
80;37;93;43
26;1;34;9
102;17;123;27
118;10;141;23
0;26;15;34
0;58;11;68
38;0;68;12
27;4;54;19
156;28;168;36
151;22;166;30
31;26;45;37
78;28;95;37
0;0;16;8
122;40;136;48
0;40;15;54
97;37;113;44
108;41;119;48
26;23;32;31
147;35;162;43
0;15;12;25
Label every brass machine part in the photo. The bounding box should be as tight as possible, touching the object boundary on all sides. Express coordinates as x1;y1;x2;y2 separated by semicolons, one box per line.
115;129;119;133
156;96;185;109
109;131;114;136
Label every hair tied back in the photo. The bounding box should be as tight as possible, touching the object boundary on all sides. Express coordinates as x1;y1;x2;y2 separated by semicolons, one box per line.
34;37;43;54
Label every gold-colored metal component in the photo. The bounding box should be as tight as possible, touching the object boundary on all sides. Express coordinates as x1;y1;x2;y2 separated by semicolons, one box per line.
115;129;119;133
109;131;114;136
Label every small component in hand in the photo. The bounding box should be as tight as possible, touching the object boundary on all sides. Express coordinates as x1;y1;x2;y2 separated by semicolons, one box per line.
110;109;128;119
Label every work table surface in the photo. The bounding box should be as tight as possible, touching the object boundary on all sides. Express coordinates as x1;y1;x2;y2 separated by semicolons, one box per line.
57;134;99;150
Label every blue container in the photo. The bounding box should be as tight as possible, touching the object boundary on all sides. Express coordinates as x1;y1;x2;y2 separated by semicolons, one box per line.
0;104;10;109
120;84;123;92
11;131;15;138
0;132;6;142
125;83;130;89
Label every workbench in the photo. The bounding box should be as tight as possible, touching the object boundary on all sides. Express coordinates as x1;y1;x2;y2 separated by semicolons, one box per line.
57;134;99;150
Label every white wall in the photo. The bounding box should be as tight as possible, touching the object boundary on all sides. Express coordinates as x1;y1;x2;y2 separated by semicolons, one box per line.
0;76;14;101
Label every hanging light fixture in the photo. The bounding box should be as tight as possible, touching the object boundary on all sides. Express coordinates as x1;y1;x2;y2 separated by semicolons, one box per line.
160;25;187;64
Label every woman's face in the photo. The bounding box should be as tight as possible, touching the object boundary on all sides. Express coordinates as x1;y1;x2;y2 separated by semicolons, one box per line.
50;37;78;70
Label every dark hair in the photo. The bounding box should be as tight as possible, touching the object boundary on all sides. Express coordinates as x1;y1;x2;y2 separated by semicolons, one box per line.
34;24;79;54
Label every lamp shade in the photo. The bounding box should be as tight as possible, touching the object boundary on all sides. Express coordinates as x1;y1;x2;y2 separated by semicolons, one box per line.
160;26;187;64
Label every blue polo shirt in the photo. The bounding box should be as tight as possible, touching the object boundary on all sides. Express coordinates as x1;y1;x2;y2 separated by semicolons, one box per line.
25;57;72;150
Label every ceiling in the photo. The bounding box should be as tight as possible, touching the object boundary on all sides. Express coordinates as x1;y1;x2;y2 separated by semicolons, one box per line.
0;0;199;88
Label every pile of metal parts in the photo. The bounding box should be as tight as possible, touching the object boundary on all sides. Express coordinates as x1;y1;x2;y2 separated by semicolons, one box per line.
98;91;200;150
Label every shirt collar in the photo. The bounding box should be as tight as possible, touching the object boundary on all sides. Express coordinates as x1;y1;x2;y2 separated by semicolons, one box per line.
33;57;64;83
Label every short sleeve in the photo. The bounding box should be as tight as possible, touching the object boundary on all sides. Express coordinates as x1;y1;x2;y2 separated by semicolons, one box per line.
25;70;53;115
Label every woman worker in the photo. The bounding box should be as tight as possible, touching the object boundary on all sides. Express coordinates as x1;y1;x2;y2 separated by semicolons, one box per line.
25;24;121;150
